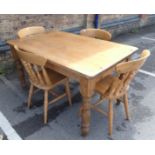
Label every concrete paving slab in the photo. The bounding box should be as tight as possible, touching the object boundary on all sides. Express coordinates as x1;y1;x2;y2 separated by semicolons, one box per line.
0;79;36;126
25;124;70;140
24;72;155;140
140;47;155;73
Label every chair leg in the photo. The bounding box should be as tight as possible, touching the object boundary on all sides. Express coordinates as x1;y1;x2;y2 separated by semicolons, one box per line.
44;90;48;124
123;93;129;120
65;79;72;106
108;99;113;136
27;84;34;108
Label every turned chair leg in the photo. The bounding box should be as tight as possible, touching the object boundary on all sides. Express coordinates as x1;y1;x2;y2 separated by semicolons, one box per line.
108;99;113;136
27;84;34;108
44;90;48;124
65;79;72;106
123;93;129;120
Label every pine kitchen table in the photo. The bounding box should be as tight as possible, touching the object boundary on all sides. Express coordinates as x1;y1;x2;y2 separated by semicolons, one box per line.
8;31;138;136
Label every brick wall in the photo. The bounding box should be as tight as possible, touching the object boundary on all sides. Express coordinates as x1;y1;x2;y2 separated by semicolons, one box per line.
99;14;148;37
0;14;86;40
86;14;155;37
1;14;155;74
1;14;155;40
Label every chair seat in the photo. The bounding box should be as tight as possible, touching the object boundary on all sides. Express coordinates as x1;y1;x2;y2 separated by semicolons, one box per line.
47;68;66;84
95;75;124;99
31;68;66;89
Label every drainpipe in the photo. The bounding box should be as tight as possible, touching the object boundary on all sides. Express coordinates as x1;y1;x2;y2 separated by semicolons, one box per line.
94;14;99;28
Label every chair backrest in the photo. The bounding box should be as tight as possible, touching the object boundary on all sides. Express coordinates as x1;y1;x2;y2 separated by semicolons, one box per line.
108;50;150;97
18;26;45;38
80;28;112;41
14;46;52;86
116;50;150;74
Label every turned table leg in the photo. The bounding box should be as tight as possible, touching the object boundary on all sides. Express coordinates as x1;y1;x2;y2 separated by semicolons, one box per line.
10;46;26;87
15;59;26;87
80;78;95;136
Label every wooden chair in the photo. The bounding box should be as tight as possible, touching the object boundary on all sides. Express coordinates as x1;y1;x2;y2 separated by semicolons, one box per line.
91;50;150;136
14;46;72;124
17;26;45;38
80;28;112;41
16;26;45;87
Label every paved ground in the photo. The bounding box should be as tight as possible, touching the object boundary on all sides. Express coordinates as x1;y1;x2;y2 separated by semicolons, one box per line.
1;24;155;140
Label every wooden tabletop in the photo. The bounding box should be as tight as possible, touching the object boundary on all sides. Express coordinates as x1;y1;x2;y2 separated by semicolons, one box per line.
8;31;138;78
